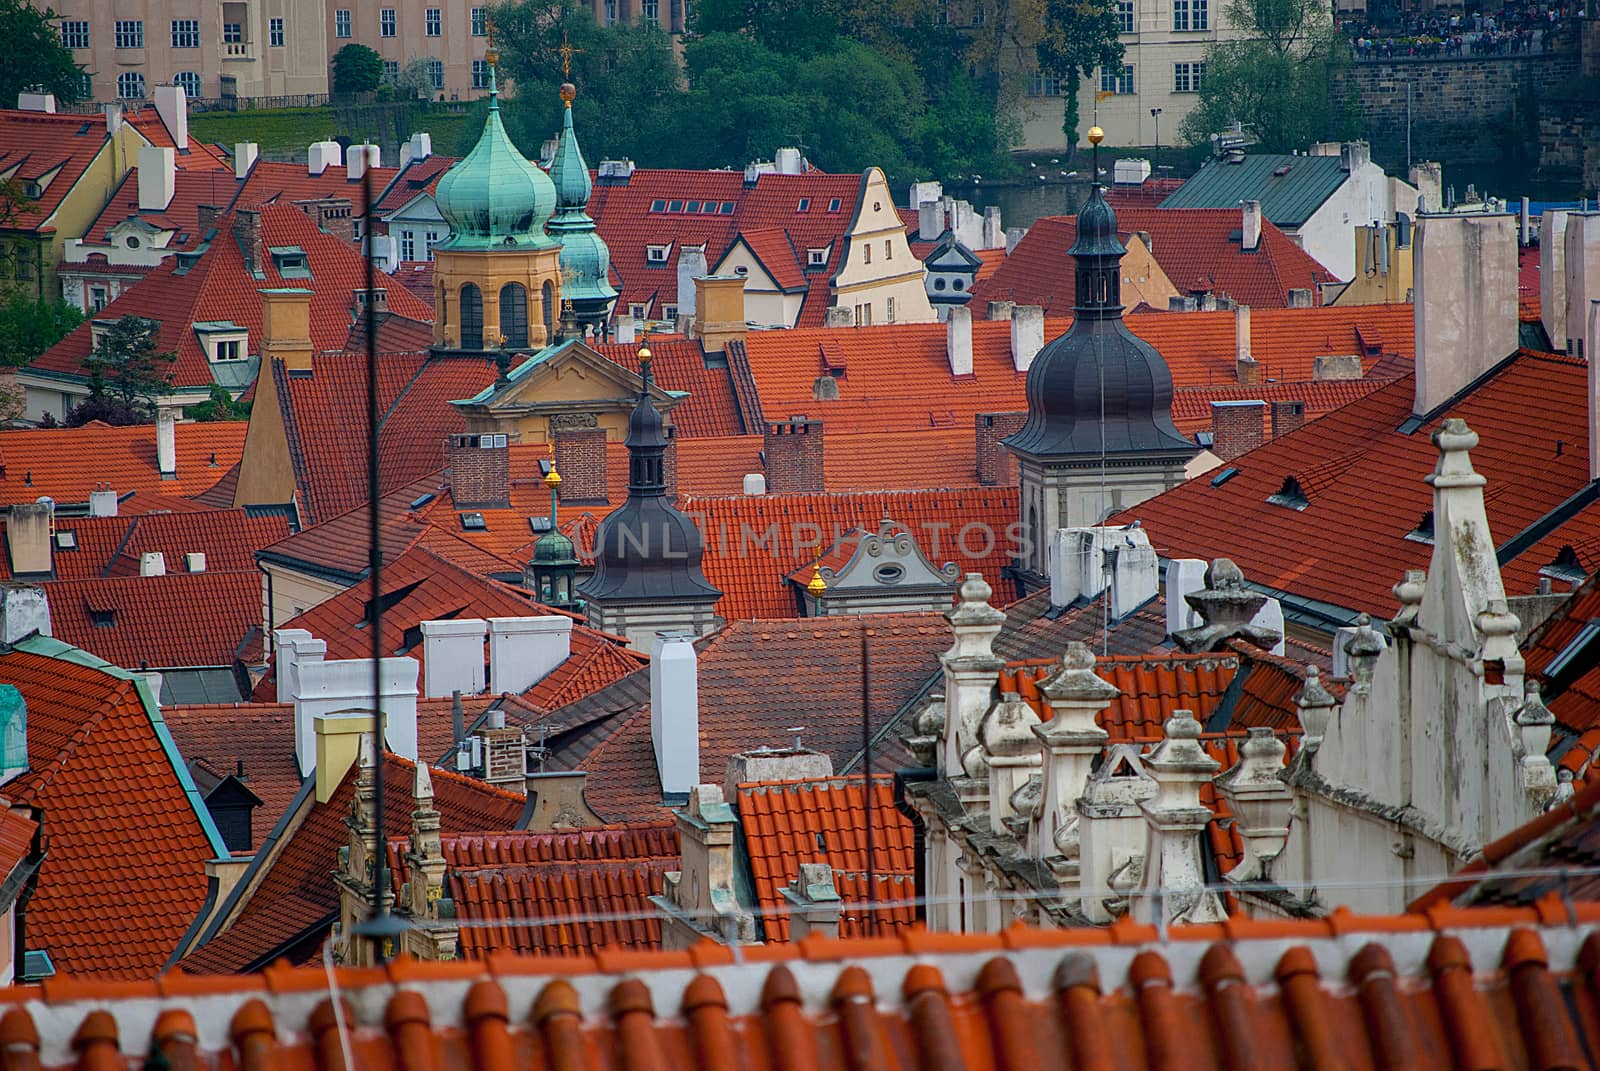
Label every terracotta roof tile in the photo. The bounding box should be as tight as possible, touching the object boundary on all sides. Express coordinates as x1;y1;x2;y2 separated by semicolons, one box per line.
1000;651;1239;736
125;109;232;170
0;110;118;231
2;507;289;581
235;159;399;210
735;775;915;941
161;702;298;846
44;571;262;669
78;168;243;252
374;155;457;214
591;339;748;437
0;637;224;978
0;422;247;508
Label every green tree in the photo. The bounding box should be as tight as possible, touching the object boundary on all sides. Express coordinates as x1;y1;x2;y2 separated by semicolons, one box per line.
1034;0;1124;150
185;383;250;421
0;294;82;368
331;43;384;95
82;315;175;417
0;0;87;108
1179;0;1350;152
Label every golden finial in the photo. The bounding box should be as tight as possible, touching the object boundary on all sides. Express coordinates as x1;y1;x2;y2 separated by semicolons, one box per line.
638;344;652;361
554;30;584;80
484;15;498;67
807;563;827;597
1087;126;1105;146
560;83;577;105
544;466;562;489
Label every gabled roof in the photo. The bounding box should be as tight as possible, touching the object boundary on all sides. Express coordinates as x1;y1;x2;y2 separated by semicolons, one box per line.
374;154;458;214
45;571;263;670
235;159;399;210
181;751;523;975
0;421;247;508
729;228;808;291
32;205;433;392
2;507;289;581
76;168;244;252
1117;351;1591;622
0;109;116;232
10;910;1598;1071
736;774;916;940
970;209;1339;313
125;109;232;171
0;635;226;978
1160;153;1354;226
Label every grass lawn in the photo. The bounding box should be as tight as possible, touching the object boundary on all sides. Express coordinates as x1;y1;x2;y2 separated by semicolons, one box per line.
189;103;477;162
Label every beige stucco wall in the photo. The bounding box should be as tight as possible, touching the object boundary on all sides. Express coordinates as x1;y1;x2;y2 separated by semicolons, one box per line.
832;169;936;325
328;0;490;101
263;561;346;632
433;246;564;351
712;242;805;328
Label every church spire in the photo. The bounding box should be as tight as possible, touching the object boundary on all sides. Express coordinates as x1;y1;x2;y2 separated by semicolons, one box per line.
547;80;618;335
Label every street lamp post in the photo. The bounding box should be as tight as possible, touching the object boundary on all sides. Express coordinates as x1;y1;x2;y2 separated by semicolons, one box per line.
1151;107;1163;175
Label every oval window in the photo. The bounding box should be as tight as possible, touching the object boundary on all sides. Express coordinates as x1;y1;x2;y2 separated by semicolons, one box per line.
126;236;140;249
874;563;904;584
933;278;947;291
953;278;965;291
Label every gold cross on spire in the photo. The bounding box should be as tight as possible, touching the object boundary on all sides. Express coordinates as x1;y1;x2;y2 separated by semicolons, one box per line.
555;30;583;79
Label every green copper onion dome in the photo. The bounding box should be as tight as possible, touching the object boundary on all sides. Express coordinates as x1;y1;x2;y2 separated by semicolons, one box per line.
546;83;618;327
435;52;558;252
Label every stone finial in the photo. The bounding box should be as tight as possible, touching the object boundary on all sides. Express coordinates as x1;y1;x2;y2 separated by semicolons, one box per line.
1553;767;1576;806
1294;665;1337;742
1172;559;1283;653
1513;680;1557;805
1040;642;1121;704
413;760;435;807
1215;727;1293;883
901;694;946;767
1477;598;1524;675
1131;710;1225;925
946;572;1006;658
1011;773;1044;820
942;574;1006;781
1426;418;1483;489
961;743;990;780
1346;613;1386;685
981;692;1042;758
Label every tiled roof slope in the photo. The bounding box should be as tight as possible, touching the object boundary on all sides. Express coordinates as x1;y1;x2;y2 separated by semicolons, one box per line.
0;422;247;507
162;701;298;846
78;169;243;252
46;571;262;669
588;168;865;327
0;636;223;978
970;209;1338;313
1170;377;1389;436
736;775;916;941
591;339;747;437
736;305;1414;436
125;109;232;170
388;826;680;958
32;204;432;391
374;155;458;213
0;110;116;231
235;159;399;210
0;508;289;581
11;913;1600;1071
1115;352;1591;620
1519;574;1600;739
1160;152;1353;226
182;752;523;975
1000;651;1239;735
558;614;948;823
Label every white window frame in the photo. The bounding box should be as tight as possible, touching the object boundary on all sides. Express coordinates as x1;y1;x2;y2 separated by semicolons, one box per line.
428;59;444;89
641;0;660;22
662;304;679;321
174;71;202;98
629;303;648;319
61;20;89;48
1029;72;1064;97
646;244;670;264
335;9;352;37
114;20;144;48
1100;64;1134;94
222;22;243;42
471;7;487;34
425;8;442;35
269;17;285;46
381;9;397;36
1117;0;1133;31
472;59;489;88
807;248;827;267
116;71;146;98
400;231;416;261
171;19;199;48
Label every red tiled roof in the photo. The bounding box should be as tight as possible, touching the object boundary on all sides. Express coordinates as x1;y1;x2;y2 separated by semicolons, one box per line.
374;155;458;214
1520;243;1541;323
181;752;523;974
971;209;1340;314
736;306;1415;437
78;168;242;253
736;774;915;941
235;159;399;210
0;637;222;978
0;110;116;232
0;421;246;507
125;109;232;171
0;805;36;892
1000;651;1239;736
161;701;298;846
1118;351;1591;619
591;339;748;437
0;507;289;581
45;571;262;669
1170;377;1392;436
33;204;433;392
733;228;807;290
12;910;1600;1070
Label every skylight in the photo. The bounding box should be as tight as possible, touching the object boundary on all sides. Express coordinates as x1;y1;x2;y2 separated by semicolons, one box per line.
460;512;487;531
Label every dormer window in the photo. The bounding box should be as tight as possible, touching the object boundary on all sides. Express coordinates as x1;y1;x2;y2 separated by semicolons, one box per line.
269;246;312;280
194;321;248;364
807;248;828;267
663;304;678;321
828;197;841;212
1405;509;1435;545
214;339;243;361
646;244;670;265
796;198;811;212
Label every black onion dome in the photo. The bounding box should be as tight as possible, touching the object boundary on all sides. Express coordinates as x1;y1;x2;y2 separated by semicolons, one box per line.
1002;185;1193;460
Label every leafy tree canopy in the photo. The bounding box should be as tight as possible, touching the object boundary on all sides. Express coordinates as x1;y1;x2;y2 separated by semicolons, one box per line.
0;0;87;108
185;383;250;422
83;315;175;417
332;43;384;95
0;295;81;368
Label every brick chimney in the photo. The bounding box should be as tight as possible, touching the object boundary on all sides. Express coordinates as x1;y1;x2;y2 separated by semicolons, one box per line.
1270;399;1306;439
449;433;510;509
1211;401;1266;461
234;209;264;277
196;204;223;234
554;428;607;501
975;411;1025;485
763;419;824;493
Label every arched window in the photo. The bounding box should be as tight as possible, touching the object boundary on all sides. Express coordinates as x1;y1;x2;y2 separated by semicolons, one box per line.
541;280;555;341
500;282;528;348
460;283;483;349
173;72;202;99
117;72;147;99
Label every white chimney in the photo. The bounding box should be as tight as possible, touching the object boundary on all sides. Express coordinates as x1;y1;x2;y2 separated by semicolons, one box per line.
1235;304;1251;362
616;317;637;344
1165;558;1207;637
293;656;420;775
988;300;1014;321
88;488;118;517
919;200;946;241
908;180;942;211
0;584;51;644
946;305;973;376
153;83;189;149
651;631;700;798
1006;227;1025;255
1409;162;1443;214
1564;213;1600;357
404;132;432;166
774;147;804;174
308;140;342;176
233;142;259;181
675;247;706;325
1048;527;1158;613
156;407;177;478
137;145;176;212
1251;597;1287;656
1010;305;1044;372
16;91;55;113
104;103;122;138
1413;212;1517;416
982;206;1003;250
345;142;380;181
488;616;572;693
184;552;205;573
420;618;487;698
742;472;767;495
139;552;167;577
273;628;321;702
1241;200;1262;252
1589;300;1600;482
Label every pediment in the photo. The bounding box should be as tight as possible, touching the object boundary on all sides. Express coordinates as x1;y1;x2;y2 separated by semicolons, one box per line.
811;517;960;594
455;338;682;416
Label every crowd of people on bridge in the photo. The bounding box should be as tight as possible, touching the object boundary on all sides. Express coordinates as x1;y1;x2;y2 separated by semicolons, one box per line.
1344;4;1568;59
